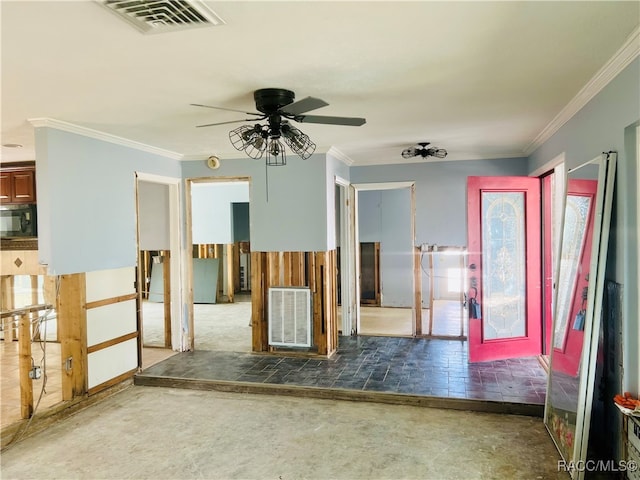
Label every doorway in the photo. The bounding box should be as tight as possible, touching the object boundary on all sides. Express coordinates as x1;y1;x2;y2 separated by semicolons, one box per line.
135;173;185;369
351;182;420;337
185;177;253;353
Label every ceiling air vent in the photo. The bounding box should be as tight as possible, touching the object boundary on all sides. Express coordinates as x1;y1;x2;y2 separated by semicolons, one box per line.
98;0;225;34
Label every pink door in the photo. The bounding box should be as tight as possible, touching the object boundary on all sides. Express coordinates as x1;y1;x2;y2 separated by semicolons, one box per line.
467;176;542;362
551;179;598;376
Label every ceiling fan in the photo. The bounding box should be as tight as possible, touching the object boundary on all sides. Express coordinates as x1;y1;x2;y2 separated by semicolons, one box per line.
192;88;366;165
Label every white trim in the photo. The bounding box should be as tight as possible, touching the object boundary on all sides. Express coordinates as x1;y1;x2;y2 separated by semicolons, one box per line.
28;117;184;160
529;152;566;178
353;181;414;191
327;146;354;166
525;27;640;156
135;171;181;185
334;175;350;187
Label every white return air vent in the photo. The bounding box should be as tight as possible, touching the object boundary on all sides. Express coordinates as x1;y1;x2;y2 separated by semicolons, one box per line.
268;287;312;348
98;0;225;34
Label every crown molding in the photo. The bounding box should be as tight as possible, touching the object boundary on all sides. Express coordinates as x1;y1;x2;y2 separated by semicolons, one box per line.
524;26;640;156
27;118;184;160
327;146;354;166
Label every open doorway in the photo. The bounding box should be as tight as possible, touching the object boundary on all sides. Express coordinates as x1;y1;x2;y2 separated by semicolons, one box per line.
135;173;184;369
185;177;253;353
352;182;420;337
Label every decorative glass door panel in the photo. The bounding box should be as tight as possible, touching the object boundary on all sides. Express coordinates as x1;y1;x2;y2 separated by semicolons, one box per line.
551;179;597;376
467;177;542;362
481;192;527;340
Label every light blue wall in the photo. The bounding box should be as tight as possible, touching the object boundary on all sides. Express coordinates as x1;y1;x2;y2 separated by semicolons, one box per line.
357;189;415;308
138;181;170;251
358;191;382;243
191;182;249;244
351;158;528;246
34;128;181;275
182;154;330;252
528;57;640;396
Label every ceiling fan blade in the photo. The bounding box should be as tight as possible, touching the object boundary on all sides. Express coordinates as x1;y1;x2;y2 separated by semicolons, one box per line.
294;114;366;126
196;119;257;127
190;103;261;116
280;97;329;115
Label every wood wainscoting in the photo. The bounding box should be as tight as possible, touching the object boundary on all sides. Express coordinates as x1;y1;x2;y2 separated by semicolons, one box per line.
251;251;338;358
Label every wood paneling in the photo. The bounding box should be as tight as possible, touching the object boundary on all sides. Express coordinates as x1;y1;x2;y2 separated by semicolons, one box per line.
251;250;338;357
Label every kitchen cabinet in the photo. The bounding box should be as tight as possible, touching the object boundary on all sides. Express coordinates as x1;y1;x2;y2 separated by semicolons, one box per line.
0;164;36;204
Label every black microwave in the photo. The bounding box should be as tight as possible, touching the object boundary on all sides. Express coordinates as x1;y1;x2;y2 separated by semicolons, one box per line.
0;203;37;237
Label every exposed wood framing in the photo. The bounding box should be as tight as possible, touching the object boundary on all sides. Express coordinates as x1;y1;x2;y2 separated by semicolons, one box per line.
250;251;338;357
57;273;87;401
87;331;139;354
162;250;171;348
414;246;424;336
428;248;434;335
85;293;138;310
87;368;138;396
18;312;33;418
226;243;234;303
1;276;16;341
250;251;268;351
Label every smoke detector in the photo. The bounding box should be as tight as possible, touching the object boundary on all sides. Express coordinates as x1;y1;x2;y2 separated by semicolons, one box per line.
98;0;225;34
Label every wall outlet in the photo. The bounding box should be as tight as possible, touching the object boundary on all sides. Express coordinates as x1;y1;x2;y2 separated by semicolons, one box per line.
29;366;42;380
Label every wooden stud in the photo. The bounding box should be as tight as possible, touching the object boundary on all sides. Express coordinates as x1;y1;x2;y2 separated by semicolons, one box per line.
43;275;58;342
283;252;293;287
250;252;268;352
233;242;241;293
414;246;423;336
226;243;234;303
314;252;327;355
1;276;16;341
18;312;33;419
428;248;434;336
162;250;171;348
58;273;87;401
291;252;304;286
267;252;280;287
136;254;143;369
331;249;339;353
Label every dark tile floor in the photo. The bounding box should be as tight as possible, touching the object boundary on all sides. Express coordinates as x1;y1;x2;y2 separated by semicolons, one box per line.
139;335;548;405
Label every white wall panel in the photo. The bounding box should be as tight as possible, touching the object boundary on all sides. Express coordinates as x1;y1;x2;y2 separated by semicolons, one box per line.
86;300;137;347
87;339;137;389
85;267;135;302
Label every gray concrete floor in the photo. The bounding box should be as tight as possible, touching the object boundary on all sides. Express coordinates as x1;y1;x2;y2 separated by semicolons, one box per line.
1;385;568;480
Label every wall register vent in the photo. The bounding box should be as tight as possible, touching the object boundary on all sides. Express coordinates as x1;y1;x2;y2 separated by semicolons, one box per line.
268;287;312;348
98;0;225;34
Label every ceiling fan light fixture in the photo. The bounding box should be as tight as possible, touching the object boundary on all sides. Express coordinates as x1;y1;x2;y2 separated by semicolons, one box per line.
281;122;316;160
265;137;287;166
229;124;267;159
402;142;448;160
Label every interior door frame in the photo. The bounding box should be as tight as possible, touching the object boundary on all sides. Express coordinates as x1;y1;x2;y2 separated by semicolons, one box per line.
184;176;251;351
335;175;356;335
134;172;186;356
351;182;420;336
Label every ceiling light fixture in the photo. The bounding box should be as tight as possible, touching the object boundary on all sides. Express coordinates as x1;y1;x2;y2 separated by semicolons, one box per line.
229;118;316;167
402;142;447;159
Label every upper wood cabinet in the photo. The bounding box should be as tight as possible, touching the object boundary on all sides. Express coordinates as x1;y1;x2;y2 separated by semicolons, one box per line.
0;164;36;204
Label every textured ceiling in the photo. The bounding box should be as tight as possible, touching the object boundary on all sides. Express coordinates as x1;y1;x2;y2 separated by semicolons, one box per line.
1;1;639;165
